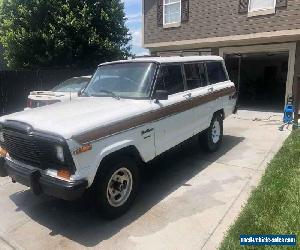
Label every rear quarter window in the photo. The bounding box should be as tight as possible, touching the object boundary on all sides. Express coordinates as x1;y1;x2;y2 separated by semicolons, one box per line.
206;62;228;84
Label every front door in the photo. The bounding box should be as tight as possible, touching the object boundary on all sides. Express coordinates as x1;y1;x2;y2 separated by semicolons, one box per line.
152;64;195;155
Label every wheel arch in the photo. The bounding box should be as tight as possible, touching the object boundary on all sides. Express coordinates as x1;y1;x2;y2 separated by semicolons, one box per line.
100;145;144;167
89;144;144;186
214;109;225;120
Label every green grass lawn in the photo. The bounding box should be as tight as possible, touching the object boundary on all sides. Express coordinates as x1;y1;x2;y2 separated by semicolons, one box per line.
219;130;300;250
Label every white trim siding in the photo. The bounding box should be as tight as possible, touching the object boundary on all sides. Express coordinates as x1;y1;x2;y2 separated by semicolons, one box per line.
143;29;300;50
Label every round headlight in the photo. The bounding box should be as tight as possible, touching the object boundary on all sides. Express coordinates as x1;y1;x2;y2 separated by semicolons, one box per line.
56;145;65;163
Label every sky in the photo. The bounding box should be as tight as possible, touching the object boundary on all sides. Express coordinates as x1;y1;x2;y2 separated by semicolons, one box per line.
123;0;149;56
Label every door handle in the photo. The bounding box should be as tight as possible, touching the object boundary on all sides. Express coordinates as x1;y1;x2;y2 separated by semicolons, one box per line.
183;93;192;99
141;128;154;135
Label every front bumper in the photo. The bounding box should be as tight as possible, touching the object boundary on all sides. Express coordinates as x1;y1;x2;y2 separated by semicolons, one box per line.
1;159;88;201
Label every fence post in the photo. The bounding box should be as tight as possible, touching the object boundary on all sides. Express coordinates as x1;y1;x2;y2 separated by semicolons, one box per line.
293;76;300;130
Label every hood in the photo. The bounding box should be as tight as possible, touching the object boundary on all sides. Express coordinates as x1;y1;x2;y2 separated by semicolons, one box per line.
30;91;62;96
0;97;151;140
28;91;78;101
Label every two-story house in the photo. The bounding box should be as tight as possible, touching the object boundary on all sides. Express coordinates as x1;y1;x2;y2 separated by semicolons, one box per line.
143;0;300;108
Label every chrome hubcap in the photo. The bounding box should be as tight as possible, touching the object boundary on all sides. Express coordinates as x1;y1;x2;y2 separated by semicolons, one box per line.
212;120;221;144
107;167;133;207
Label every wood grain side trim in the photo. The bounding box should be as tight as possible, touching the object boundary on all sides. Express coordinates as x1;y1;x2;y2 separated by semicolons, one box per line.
73;86;236;144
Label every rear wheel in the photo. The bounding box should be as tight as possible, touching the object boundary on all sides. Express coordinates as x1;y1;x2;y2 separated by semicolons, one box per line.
92;156;140;219
201;113;223;152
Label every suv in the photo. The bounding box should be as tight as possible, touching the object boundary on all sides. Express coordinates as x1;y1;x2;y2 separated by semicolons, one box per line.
0;56;237;218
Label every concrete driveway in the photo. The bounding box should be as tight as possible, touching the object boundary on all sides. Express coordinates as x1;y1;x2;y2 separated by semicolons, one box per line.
0;109;290;250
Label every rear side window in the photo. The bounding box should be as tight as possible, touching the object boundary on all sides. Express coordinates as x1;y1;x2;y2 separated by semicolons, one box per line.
206;62;228;84
184;63;207;90
157;65;184;95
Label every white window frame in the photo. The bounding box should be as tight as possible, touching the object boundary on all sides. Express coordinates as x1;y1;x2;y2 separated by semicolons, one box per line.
163;0;181;28
248;0;276;17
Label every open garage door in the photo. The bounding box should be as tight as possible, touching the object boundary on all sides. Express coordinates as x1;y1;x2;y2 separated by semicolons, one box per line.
225;52;289;111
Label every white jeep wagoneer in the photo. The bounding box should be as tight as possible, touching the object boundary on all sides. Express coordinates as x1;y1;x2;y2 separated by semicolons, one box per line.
0;56;237;218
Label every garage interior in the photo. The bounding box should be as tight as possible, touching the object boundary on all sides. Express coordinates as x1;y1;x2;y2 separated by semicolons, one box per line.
225;52;289;111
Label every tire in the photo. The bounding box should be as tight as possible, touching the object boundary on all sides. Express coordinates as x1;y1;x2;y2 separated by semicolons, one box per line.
201;113;223;152
92;156;140;219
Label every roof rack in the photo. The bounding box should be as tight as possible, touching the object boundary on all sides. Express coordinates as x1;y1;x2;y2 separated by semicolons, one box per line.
132;55;158;59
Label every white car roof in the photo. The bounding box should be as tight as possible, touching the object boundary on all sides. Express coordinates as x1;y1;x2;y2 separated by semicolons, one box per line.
100;56;224;66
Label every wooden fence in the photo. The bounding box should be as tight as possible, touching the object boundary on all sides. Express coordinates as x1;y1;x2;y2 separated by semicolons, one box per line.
0;69;94;116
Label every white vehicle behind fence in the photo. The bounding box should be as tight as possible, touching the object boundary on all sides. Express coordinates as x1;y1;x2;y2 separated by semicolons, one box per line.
26;76;91;109
0;56;237;218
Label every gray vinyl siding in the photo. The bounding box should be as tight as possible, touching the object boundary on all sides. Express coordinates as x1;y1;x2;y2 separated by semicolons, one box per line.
144;0;300;45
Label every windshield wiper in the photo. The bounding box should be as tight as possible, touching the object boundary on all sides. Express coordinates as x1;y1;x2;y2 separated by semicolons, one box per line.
79;90;89;97
91;90;120;100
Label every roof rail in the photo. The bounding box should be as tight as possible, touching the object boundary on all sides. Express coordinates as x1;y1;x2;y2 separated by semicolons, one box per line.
132;55;158;59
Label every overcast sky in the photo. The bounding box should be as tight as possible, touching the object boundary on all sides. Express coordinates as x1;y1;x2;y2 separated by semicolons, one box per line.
123;0;149;55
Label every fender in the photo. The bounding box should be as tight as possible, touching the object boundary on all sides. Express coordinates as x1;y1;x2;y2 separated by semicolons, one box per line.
97;139;144;165
85;139;144;186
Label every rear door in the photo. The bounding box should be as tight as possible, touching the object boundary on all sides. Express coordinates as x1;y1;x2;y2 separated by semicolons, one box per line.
152;64;195;155
206;61;235;117
183;62;212;134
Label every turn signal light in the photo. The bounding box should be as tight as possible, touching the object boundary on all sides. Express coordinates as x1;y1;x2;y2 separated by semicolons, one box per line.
0;147;7;157
27;98;33;108
74;144;92;155
57;169;71;180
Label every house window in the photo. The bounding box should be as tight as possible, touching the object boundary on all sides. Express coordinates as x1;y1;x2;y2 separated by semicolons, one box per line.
164;0;181;25
248;0;276;13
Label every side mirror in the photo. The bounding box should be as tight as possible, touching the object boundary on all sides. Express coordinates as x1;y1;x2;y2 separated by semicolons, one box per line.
154;90;168;102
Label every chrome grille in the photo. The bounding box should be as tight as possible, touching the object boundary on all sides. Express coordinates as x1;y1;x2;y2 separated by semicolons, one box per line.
1;121;74;173
2;130;56;169
3;131;41;165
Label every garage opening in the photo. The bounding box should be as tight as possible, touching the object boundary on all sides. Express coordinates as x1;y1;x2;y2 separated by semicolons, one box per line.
225;52;289;110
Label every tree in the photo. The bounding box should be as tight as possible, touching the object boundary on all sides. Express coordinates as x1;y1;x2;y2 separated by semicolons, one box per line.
0;0;131;69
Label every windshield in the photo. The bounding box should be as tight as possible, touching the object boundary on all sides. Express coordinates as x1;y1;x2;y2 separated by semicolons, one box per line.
84;62;157;99
52;77;90;92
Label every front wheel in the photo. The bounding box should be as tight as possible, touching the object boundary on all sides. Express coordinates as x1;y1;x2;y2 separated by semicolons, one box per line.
201;113;223;152
92;156;140;219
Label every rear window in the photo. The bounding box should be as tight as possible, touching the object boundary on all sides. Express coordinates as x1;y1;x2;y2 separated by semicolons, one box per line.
206;62;228;84
157;65;184;95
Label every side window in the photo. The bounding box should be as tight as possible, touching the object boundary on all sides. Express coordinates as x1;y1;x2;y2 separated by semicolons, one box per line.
206;62;228;84
198;63;207;87
184;63;206;90
157;65;184;95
